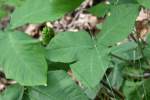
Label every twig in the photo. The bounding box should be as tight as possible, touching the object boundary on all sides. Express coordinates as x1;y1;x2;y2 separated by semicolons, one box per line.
101;80;125;99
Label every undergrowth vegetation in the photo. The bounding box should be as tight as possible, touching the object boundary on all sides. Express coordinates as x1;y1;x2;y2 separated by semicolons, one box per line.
0;0;150;100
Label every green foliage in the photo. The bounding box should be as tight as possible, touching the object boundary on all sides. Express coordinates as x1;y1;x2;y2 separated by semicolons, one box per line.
0;9;6;19
144;35;150;64
10;0;84;29
0;84;24;100
0;0;25;19
111;41;142;60
97;4;139;46
4;0;26;7
109;0;138;5
137;0;150;8
25;70;88;100
46;31;111;88
122;79;150;100
42;27;54;46
0;31;47;86
1;0;150;100
88;3;110;17
0;71;89;100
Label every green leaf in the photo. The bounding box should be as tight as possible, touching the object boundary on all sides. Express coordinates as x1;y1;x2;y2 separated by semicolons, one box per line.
137;0;150;8
26;70;88;100
46;31;111;88
123;81;143;100
110;0;138;5
46;31;93;63
10;0;84;29
84;84;101;99
109;64;124;89
144;35;150;63
0;84;24;100
98;4;139;46
0;31;47;86
0;9;6;19
71;47;110;88
111;41;138;53
111;41;142;60
123;79;150;100
4;0;26;7
88;3;110;17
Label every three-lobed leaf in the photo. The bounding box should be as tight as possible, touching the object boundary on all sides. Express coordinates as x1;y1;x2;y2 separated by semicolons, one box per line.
0;31;47;86
46;3;139;88
46;31;111;88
